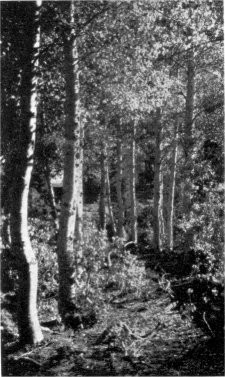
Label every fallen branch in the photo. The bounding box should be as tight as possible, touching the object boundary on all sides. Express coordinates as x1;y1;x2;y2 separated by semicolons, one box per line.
19;357;42;367
202;312;215;337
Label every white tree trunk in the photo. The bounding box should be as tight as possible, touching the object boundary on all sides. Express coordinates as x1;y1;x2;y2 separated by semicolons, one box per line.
105;152;116;236
10;1;43;345
153;108;165;251
75;122;84;247
130;120;137;243
99;143;106;230
167;126;178;250
57;1;81;320
116;136;124;237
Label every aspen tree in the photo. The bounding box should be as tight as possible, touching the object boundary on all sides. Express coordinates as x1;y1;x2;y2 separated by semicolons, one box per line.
105;149;116;236
166;126;178;249
99;142;107;230
153;108;165;251
9;0;43;345
116;127;124;237
130;120;138;243
57;0;82;320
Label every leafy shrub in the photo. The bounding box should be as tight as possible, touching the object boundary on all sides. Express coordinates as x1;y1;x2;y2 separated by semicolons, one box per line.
171;275;224;339
29;218;58;301
70;228;149;313
137;202;154;248
144;246;224;339
154;157;225;339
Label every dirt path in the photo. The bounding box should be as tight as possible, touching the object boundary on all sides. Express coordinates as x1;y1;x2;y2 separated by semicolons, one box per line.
3;281;224;376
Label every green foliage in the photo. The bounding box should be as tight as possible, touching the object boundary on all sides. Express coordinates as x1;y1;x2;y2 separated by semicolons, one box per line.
171;275;224;339
29;218;58;301
28;215;149;319
73;228;149;313
176;156;223;265
145;244;224;339
137;202;154;247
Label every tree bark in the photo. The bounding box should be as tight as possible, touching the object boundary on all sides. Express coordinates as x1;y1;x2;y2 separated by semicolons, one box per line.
153;108;165;251
116;134;124;237
44;163;59;230
105;156;116;236
130;120;137;243
183;47;195;214
75;122;84;247
57;1;81;320
166;126;178;250
184;48;195;158
9;1;43;345
99;142;106;230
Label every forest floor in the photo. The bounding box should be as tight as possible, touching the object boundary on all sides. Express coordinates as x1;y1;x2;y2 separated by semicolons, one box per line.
2;276;224;376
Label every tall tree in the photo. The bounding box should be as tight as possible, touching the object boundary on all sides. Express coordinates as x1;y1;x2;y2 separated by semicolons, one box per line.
57;1;83;321
105;152;116;236
184;47;195;157
116;125;124;237
153;108;165;251
130;120;138;243
74;120;84;246
4;1;43;344
99;141;107;231
166;125;179;250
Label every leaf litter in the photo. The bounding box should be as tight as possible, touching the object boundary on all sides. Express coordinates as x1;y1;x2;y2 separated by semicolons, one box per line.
2;280;224;376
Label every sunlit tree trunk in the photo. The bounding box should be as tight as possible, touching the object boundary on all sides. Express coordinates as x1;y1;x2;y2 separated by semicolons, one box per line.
57;1;81;320
99;142;106;230
166;126;178;250
116;134;124;237
153;108;165;251
9;1;43;345
130;120;137;243
105;152;116;235
75;122;84;246
123;163;131;227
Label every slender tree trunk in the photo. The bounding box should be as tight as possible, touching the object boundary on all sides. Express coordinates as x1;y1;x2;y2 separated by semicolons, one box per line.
9;1;43;345
116;135;124;237
183;47;195;214
99;142;106;230
75;122;84;246
153;108;165;251
105;156;116;235
123;163;131;227
57;1;81;320
166;126;178;250
184;48;195;157
130;120;137;243
44;163;59;230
